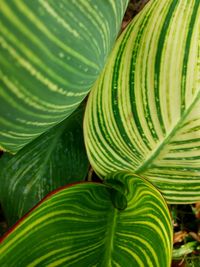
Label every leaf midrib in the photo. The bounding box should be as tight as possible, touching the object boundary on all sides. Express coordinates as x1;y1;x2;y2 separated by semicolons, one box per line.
103;206;118;267
135;91;200;174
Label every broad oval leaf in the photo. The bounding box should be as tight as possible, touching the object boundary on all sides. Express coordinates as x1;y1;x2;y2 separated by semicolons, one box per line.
0;0;129;153
84;0;200;203
0;172;172;267
0;104;89;226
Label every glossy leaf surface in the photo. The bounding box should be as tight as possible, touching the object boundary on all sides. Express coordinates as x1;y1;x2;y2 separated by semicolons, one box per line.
0;172;172;267
0;0;129;153
84;0;200;203
0;104;89;226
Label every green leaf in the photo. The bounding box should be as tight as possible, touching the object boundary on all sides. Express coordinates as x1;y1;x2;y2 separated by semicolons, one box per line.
0;104;89;226
84;0;200;203
0;152;13;170
0;0;129;153
0;172;172;267
172;241;198;260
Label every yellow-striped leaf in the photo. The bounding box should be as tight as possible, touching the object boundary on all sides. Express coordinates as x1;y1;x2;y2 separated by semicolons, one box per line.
0;172;172;267
0;104;89;226
84;0;200;203
0;0;129;153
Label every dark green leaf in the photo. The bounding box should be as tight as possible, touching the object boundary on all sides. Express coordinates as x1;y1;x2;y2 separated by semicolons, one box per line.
0;104;89;226
0;0;129;153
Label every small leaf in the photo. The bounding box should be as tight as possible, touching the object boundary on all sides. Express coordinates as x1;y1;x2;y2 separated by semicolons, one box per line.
173;231;188;244
173;242;198;260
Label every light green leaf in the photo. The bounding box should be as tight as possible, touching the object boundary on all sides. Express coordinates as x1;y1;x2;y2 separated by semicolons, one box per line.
84;0;200;203
0;0;129;153
0;172;172;267
172;241;198;260
0;104;89;226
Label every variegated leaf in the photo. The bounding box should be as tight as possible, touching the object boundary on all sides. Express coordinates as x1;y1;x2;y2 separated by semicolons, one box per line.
84;0;200;203
0;104;89;226
0;0;129;153
0;172;172;267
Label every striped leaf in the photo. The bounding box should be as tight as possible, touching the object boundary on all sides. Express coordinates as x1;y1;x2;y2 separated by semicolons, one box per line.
84;0;200;203
0;172;172;267
0;104;89;227
0;0;129;153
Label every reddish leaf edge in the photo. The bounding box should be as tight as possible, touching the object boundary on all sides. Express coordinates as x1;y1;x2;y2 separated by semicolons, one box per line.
0;180;102;243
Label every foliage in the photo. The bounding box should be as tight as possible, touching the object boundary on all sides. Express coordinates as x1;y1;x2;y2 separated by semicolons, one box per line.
171;204;200;266
0;104;89;226
84;0;200;204
0;0;128;153
0;0;200;266
0;173;172;266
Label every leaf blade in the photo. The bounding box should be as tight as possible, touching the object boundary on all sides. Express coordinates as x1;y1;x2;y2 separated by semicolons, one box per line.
0;172;172;267
84;0;200;203
0;104;89;226
0;0;129;153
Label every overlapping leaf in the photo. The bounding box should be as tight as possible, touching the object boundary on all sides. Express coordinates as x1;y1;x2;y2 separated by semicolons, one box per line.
0;104;89;226
0;172;172;267
0;0;129;153
84;0;200;203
